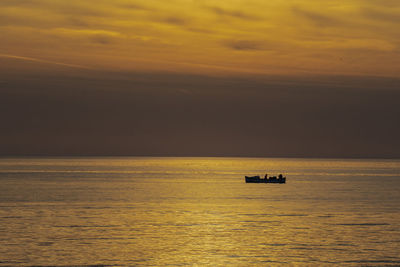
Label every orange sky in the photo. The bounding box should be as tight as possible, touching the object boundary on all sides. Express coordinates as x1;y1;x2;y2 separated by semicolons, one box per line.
1;0;400;76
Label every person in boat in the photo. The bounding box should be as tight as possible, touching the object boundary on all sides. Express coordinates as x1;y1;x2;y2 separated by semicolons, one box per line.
279;174;283;179
264;173;268;179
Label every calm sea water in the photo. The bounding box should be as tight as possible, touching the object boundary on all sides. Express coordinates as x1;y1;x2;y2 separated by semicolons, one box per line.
0;157;399;266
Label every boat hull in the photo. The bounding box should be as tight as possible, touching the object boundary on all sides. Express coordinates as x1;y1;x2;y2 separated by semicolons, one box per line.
245;176;286;183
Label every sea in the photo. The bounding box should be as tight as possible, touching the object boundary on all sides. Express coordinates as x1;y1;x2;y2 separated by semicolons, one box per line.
0;157;399;266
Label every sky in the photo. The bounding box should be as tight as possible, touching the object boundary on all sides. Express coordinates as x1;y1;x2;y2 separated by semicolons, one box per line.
1;0;400;157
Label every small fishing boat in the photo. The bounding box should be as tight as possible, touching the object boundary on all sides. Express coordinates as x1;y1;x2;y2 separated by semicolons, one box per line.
245;174;286;183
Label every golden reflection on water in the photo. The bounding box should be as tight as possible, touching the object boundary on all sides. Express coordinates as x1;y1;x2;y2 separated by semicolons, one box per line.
0;157;399;265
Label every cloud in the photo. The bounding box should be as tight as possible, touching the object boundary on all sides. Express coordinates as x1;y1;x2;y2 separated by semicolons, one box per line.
207;6;259;20
291;6;343;27
0;54;92;69
360;7;400;23
0;0;36;7
224;40;265;51
1;0;400;77
54;28;121;37
45;28;123;46
116;2;154;11
90;34;115;45
162;16;189;26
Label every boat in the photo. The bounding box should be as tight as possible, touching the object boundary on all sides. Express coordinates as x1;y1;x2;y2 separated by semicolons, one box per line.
245;174;286;183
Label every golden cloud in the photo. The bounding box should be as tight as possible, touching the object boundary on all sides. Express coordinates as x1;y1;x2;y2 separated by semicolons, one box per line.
1;0;399;76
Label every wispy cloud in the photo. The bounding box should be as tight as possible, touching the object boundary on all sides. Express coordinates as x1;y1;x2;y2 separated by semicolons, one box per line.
53;28;123;45
291;6;344;28
207;6;259;21
0;54;92;69
0;0;399;77
223;40;265;51
360;7;400;23
161;16;189;26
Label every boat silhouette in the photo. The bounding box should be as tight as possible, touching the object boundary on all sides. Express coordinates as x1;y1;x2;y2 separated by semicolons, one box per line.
245;174;286;183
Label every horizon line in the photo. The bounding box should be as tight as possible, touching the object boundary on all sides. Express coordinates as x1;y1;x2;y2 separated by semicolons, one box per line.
1;155;399;160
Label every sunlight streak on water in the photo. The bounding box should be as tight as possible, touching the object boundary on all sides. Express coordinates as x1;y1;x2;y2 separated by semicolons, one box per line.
0;157;399;266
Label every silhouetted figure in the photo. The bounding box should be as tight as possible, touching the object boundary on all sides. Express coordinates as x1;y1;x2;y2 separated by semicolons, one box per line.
279;174;283;179
264;173;268;179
